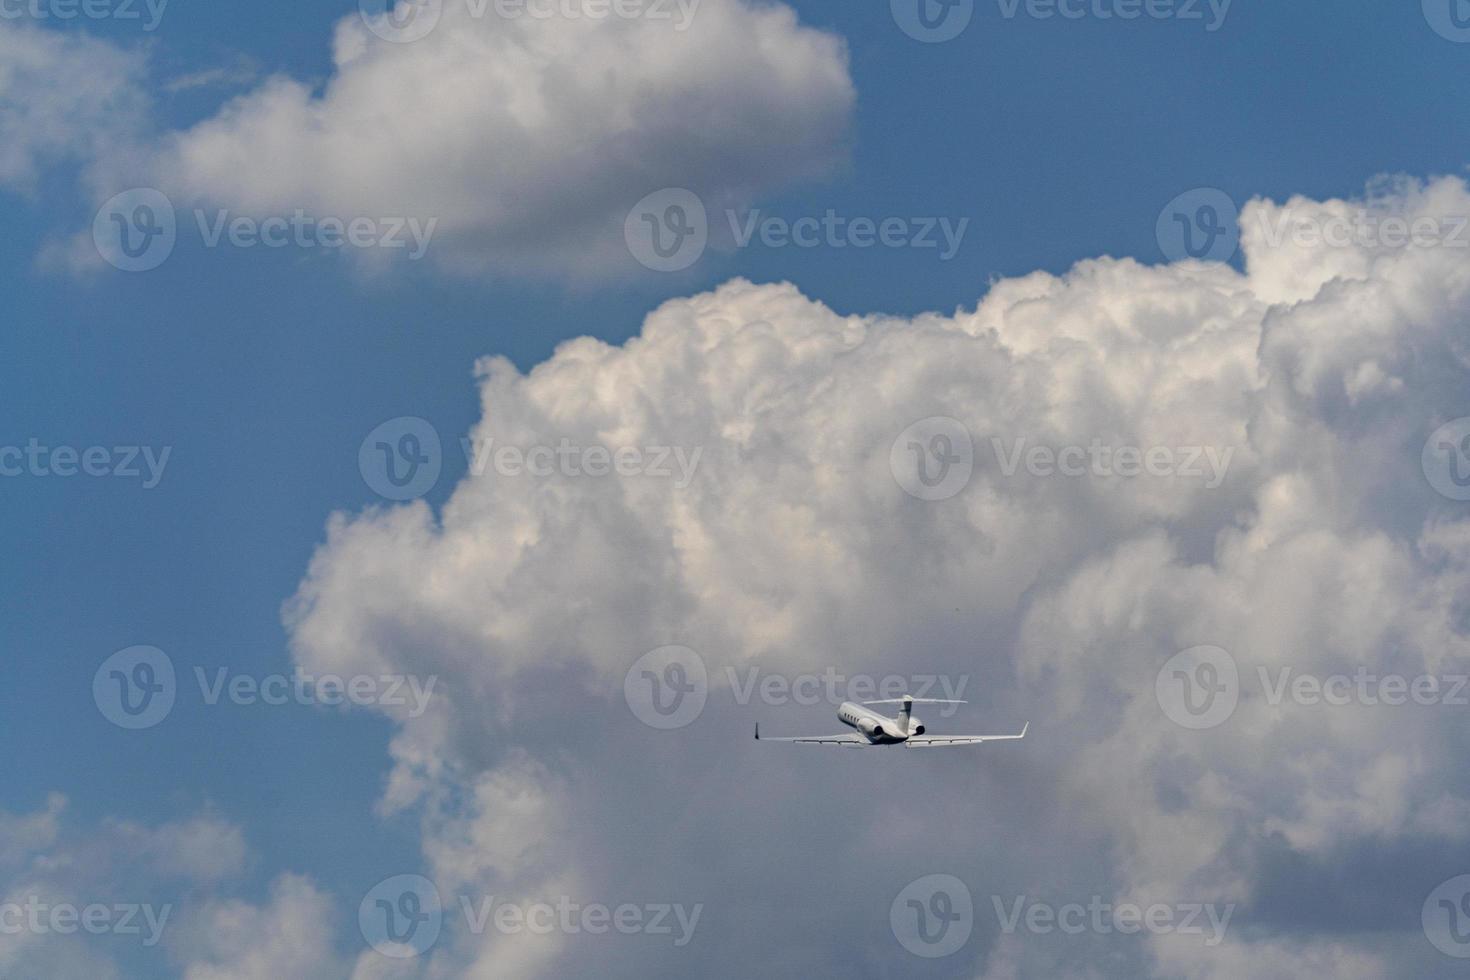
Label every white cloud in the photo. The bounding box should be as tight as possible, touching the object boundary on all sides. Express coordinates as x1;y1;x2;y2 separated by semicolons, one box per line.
178;875;341;980
4;2;850;277
147;0;852;275
0;24;149;194
286;174;1470;977
108;814;249;883
0;792;65;866
0;798;254;979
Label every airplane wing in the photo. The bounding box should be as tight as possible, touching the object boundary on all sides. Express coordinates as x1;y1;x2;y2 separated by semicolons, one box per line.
754;724;869;746
903;723;1029;747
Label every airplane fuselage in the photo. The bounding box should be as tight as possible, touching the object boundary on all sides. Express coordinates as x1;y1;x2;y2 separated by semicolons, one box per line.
755;693;1024;747
837;700;925;745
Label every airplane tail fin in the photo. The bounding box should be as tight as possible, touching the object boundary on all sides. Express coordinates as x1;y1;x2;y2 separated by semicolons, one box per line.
862;695;967;735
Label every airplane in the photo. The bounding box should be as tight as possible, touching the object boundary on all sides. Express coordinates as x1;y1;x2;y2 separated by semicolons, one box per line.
754;694;1028;748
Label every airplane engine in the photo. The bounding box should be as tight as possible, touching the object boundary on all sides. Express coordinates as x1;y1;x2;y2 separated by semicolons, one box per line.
858;718;885;739
910;720;926;735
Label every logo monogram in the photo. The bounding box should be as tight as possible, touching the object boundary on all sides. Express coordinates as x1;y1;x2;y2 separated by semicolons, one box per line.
359;875;442;958
377;432;432;489
908;889;962;944
360;417;442;500
93;189;176;272
110;660;166;717
93;646;176;729
1423;419;1470;501
1423;0;1470;41
642;204;698;259
111;205;168;259
1156;646;1238;730
891;875;973;957
359;0;441;42
1156;188;1239;264
1441;893;1470;944
640;661;698;716
1423;875;1470;957
915;0;966;30
892;0;973;41
1172;203;1226;259
1438;434;1470;488
625;189;708;271
891;418;973;501
1171;660;1228;716
624;646;708;729
910;433;962;489
386;0;421;29
377;890;431;943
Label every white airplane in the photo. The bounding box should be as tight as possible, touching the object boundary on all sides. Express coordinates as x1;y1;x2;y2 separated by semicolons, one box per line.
754;694;1028;748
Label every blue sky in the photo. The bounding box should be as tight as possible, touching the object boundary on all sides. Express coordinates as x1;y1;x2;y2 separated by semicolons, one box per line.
4;1;1470;976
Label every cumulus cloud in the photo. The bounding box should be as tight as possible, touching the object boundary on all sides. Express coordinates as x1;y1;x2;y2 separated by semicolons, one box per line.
108;814;249;883
286;174;1470;977
4;1;850;276
0;23;150;194
177;875;341;980
145;0;852;275
0;792;65;866
0;797;253;979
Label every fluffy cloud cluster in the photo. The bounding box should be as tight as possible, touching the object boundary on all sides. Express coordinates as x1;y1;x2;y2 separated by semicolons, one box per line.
0;24;149;194
177;875;341;980
0;796;256;979
0;797;389;980
285;175;1470;977
144;0;853;275
3;0;851;276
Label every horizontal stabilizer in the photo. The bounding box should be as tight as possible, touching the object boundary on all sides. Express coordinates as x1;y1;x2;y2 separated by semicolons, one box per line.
861;698;967;705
